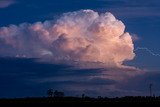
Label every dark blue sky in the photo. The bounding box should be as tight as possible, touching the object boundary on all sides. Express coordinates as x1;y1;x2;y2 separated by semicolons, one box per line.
1;0;160;98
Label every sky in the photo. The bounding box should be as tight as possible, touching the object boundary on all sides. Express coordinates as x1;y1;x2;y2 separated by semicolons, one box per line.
0;0;160;98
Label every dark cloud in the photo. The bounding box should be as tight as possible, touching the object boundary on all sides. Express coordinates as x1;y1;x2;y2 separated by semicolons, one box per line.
0;57;141;98
120;72;160;96
0;57;116;97
0;56;159;98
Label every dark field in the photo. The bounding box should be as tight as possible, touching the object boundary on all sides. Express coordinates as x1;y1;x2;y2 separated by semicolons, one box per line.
0;96;160;106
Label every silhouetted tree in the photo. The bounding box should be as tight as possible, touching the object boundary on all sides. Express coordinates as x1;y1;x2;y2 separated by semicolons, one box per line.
98;96;102;99
82;94;85;98
54;90;64;97
47;89;53;97
149;83;153;97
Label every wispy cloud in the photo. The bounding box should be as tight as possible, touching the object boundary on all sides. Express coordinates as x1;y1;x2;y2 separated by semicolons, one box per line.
97;0;160;18
135;47;160;57
0;0;16;8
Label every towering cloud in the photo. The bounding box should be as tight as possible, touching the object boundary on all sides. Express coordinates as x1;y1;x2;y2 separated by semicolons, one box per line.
0;9;135;68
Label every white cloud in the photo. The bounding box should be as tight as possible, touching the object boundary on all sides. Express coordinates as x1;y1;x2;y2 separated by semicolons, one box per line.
0;9;136;69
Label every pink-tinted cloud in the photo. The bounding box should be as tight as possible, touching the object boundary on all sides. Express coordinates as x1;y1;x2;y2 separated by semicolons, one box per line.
0;9;136;69
0;0;16;8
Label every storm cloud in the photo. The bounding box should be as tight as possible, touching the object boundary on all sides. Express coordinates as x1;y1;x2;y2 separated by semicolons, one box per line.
0;9;135;68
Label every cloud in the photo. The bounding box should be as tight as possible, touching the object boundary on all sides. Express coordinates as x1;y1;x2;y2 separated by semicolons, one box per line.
0;0;16;8
0;57;143;97
131;34;140;41
0;10;143;97
0;9;135;68
97;0;160;18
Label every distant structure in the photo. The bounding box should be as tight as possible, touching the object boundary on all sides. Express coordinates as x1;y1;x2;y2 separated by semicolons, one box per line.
149;83;153;97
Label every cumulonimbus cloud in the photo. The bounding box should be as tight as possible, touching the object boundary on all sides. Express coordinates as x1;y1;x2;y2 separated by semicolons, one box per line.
0;9;135;68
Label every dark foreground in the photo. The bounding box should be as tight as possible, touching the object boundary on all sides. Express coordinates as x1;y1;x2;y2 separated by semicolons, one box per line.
1;96;160;106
